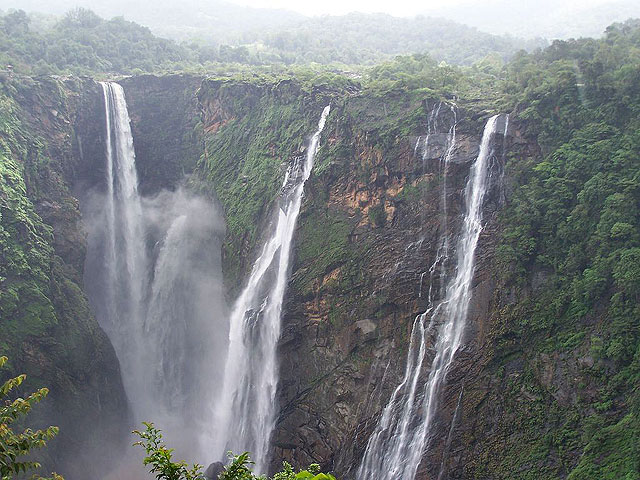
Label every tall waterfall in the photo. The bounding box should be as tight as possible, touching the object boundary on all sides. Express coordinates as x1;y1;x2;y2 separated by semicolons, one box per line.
357;114;502;480
211;105;331;472
86;82;226;460
96;81;149;411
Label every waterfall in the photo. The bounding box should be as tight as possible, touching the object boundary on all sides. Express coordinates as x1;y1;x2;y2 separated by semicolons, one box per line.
210;105;331;473
414;101;443;170
142;190;227;451
96;81;149;412
86;83;226;460
357;114;502;480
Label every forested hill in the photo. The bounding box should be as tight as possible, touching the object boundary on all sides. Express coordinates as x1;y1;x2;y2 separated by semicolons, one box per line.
0;0;639;475
246;13;545;65
0;9;190;74
464;17;640;478
0;8;544;75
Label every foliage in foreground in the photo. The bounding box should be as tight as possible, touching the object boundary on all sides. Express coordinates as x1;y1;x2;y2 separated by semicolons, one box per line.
133;423;336;480
0;356;61;480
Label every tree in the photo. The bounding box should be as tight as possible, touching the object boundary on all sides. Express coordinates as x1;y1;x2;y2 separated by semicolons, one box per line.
59;8;102;29
2;10;30;36
133;423;205;480
133;423;337;480
0;356;62;480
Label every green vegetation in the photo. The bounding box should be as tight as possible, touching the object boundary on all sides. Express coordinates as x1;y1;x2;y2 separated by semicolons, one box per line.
483;18;640;479
0;4;639;478
134;423;205;480
293;208;355;296
0;7;544;76
0;356;61;480
0;8;191;74
368;204;387;228
133;423;336;480
252;13;544;66
0;87;56;351
196;78;336;289
0;73;129;478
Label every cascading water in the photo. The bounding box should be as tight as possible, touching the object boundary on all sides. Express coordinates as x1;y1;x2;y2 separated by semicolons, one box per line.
85;83;227;461
94;81;149;412
357;114;502;480
210;105;331;473
142;190;227;437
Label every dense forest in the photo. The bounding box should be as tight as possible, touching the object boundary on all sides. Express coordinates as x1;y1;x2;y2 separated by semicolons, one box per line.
488;18;640;478
0;8;544;74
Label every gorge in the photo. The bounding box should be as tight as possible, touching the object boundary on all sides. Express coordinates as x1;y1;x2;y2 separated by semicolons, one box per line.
1;19;639;480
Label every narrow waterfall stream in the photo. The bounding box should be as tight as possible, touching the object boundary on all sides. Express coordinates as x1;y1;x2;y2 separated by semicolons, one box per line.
210;105;331;473
357;114;502;480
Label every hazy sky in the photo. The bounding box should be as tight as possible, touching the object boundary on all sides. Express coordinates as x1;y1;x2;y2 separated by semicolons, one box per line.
224;0;618;17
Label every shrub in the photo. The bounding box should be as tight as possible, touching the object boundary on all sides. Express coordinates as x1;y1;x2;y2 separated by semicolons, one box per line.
0;356;62;480
133;423;337;480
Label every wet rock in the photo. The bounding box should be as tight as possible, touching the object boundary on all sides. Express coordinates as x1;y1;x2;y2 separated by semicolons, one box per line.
205;462;225;480
354;319;378;343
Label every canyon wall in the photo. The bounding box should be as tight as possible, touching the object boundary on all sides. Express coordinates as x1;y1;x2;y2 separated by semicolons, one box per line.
2;72;636;480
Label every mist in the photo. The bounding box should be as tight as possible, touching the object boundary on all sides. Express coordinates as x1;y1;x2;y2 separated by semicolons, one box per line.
82;182;228;470
3;0;637;45
139;187;229;458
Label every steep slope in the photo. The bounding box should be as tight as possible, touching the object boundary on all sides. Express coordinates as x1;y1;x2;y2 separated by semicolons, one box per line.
194;75;510;476
0;75;129;478
272;94;508;477
1;21;638;479
445;23;640;479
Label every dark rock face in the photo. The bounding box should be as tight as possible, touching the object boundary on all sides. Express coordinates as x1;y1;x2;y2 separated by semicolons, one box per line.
119;74;204;195
6;73;609;480
194;81;515;478
7;74;213;478
205;462;225;479
270;101;511;478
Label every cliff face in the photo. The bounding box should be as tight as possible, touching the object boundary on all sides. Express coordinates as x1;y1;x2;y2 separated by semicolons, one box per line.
195;80;515;477
0;74;212;478
196;77;339;291
0;75;129;478
198;77;635;480
273;97;508;478
120;74;204;195
2;71;635;480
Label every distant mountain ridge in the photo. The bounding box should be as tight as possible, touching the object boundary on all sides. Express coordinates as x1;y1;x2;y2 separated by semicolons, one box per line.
0;3;546;68
426;0;640;39
2;0;304;42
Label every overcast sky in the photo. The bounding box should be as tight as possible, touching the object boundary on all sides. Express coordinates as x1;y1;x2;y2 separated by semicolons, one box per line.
223;0;618;17
1;0;636;41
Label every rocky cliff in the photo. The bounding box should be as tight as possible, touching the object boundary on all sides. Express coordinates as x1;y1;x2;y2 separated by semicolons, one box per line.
196;71;638;479
194;79;512;477
0;73;215;478
271;95;507;478
0;75;129;478
1;65;637;480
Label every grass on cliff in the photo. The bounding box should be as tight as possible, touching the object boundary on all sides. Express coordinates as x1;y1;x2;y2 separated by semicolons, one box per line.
0;93;58;349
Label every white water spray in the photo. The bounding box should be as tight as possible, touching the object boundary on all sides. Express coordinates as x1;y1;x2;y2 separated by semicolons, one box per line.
87;84;226;461
210;106;331;472
357;114;501;480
